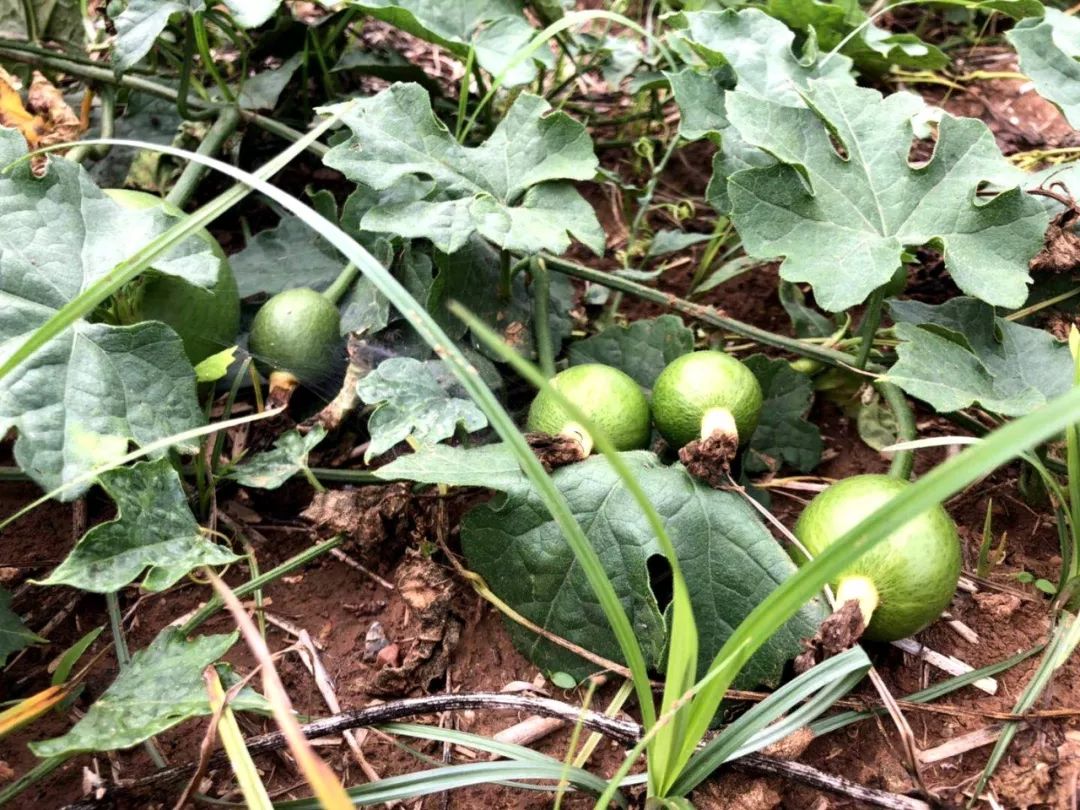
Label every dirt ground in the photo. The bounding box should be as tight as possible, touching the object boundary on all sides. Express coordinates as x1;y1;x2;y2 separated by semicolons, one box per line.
3;34;1080;810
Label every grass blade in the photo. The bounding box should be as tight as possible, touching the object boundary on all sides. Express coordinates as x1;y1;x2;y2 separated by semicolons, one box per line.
205;667;273;809
668;647;870;796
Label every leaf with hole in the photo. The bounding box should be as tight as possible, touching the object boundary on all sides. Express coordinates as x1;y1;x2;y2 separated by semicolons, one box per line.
322;83;603;256
357;357;488;461
886;297;1073;416
568;315;693;390
461;452;826;687
30;628;266;757
725;81;1049;311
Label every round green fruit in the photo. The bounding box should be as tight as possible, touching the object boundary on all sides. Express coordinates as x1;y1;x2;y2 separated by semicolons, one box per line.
104;188;240;364
793;474;962;642
248;287;342;384
651;350;763;449
526;364;651;454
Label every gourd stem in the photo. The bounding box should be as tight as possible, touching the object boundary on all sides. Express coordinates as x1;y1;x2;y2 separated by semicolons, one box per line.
322;262;359;305
165;106;242;209
700;407;738;444
879;380;916;481
561;423;594;457
835;576;879;628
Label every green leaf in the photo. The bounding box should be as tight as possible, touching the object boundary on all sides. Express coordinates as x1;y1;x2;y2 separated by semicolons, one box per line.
113;0;203;71
40;459;239;593
347;0;550;86
0;588;43;667
194;346;238;383
373;442;529;491
886;297;1073;416
430;236;575;361
112;0;281;71
52;626;105;687
322;84;604;256
0;0;84;41
568;315;693;390
461;453;825;688
236;53;302;111
778;280;834;339
726;81;1049;311
742;356;823;474
1008;9;1080;130
230;214;345;298
30;628;265;758
667;8;855;211
0;130;216;496
765;0;947;73
228;427;326;490
357;357;488;461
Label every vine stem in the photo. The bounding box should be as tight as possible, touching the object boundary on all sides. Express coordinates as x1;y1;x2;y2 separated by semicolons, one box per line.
854;287;886;370
531;256;556;378
0;43;327;158
165;106;242;209
65;692;930;810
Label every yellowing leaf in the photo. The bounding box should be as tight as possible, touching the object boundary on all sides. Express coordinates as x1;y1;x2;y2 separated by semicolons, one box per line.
0;68;42;147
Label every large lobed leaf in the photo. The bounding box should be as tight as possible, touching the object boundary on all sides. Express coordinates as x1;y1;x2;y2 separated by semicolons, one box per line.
1008;9;1080;131
346;0;550;86
41;459;239;593
460;453;825;688
322;83;603;256
886;297;1073;416
726;81;1049;311
0;130;215;497
31;628;266;758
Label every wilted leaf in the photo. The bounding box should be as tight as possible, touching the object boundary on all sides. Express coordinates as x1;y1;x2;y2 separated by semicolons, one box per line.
0;130;216;496
357;357;488;461
742;356;823;474
31;628;266;758
228;427;326;490
886;297;1073;416
0;588;43;666
1008;9;1080;130
462;453;825;687
568;315;693;390
348;0;551;86
323;83;603;256
726;81;1048;311
41;459;239;593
